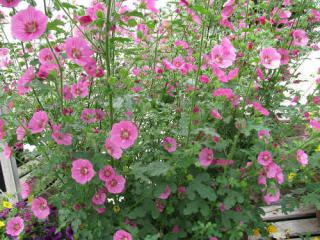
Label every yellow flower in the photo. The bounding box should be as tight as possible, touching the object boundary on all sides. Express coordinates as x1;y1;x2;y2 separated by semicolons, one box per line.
288;172;296;182
315;144;320;152
267;224;278;234
113;205;120;213
2;201;12;209
313;237;319;240
253;228;260;236
28;195;34;204
0;221;5;228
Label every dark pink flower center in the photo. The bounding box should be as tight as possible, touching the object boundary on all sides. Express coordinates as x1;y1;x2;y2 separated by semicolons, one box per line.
71;48;82;59
80;167;88;175
120;129;130;140
110;179;118;187
264;55;271;64
13;223;21;231
104;169;111;177
24;21;38;34
39;202;47;210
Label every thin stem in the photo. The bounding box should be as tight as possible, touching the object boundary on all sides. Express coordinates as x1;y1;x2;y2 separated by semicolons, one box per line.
105;0;114;128
186;1;209;145
44;35;64;112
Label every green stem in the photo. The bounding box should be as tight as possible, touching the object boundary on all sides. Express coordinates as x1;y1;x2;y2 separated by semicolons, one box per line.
44;35;64;112
186;1;209;145
105;0;114;128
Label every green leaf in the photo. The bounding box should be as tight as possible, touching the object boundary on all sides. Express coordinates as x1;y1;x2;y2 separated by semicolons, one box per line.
47;19;65;33
128;18;137;27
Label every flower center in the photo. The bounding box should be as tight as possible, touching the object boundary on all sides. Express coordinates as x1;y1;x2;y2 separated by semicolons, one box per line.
81;167;88;175
106;146;113;155
24;21;38;34
111;179;118;187
120;129;130;140
104;169;111;177
39;202;47;210
13;223;21;231
71;48;82;59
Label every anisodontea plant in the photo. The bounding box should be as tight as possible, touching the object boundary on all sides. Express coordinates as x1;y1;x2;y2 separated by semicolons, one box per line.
0;0;320;239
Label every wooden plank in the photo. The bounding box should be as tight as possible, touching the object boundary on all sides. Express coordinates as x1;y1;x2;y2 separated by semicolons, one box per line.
262;205;316;221
0;145;21;203
272;218;320;238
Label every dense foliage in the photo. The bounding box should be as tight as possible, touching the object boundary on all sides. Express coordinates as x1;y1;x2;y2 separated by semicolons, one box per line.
0;0;320;239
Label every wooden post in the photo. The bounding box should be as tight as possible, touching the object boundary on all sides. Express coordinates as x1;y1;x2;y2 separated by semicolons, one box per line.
0;145;21;203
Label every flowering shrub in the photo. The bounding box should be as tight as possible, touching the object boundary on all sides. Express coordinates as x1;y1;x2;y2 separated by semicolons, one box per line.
0;0;320;239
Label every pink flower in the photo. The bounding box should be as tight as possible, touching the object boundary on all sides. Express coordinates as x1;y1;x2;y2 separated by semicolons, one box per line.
296;149;308;166
277;48;290;65
145;0;159;14
38;48;56;65
258;172;266;185
31;197;50;219
209;38;236;68
259;47;281;69
99;165;116;182
209;237;218;240
105;138;123;159
0;0;20;8
28;111;48;134
105;175;126;194
263;188;280;205
17;67;35;95
292;29;309;47
6;216;24;237
113;230;132;240
71;159;95;185
175;40;189;49
258;130;270;140
3;144;12;159
200;74;210;84
11;7;48;42
252;101;269;116
83;59;97;77
51;125;72;146
63;86;73;101
21;182;30;199
265;163;284;184
81;109;97;123
159;185;171;199
257;151;273;166
212;88;234;99
71;80;89;98
64;37;93;66
211;109;222;120
16;126;26;141
310;119;320;130
162;137;177;153
92;189;106;205
110;121;138;149
78;15;93;26
199;147;214;167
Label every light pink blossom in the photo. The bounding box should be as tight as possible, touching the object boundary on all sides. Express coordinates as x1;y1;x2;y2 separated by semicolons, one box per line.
105;138;123;159
11;7;48;41
162;137;177;153
6;216;24;237
105;175;126;194
99;165;116;182
292;29;309;47
113;230;132;240
159;185;171;199
71;159;95;184
0;0;20;8
199;147;214;167
110;121;138;149
28;111;48;134
257;151;273;166
259;47;281;69
31;197;50;219
64;37;93;66
296;149;308;166
92;189;106;205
